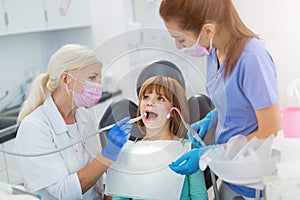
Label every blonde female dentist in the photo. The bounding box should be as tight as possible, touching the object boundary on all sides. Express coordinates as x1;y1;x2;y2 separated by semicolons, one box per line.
14;44;132;200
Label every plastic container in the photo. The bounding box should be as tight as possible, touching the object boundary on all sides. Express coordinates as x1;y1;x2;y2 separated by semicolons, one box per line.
280;107;300;138
200;148;280;189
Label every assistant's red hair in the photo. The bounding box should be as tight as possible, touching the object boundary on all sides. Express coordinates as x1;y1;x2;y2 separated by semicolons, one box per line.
160;0;259;77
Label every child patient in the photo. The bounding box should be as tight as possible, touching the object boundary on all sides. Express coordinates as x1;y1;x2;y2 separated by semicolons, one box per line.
106;76;208;200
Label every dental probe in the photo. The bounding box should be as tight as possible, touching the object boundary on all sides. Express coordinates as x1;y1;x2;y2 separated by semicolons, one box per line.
166;107;206;147
0;113;147;157
100;113;147;132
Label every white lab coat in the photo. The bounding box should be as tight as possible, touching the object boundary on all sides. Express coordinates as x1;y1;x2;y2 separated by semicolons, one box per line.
14;96;103;200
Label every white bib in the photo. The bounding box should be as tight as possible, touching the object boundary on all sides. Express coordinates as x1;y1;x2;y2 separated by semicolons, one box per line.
106;140;191;200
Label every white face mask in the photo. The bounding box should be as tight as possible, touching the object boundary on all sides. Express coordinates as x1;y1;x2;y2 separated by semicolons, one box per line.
180;33;213;57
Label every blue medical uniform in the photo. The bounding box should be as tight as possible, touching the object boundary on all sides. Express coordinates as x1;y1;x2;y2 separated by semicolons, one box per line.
206;38;279;198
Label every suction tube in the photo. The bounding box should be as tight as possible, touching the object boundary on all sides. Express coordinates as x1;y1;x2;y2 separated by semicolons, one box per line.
167;107;206;147
0;113;147;157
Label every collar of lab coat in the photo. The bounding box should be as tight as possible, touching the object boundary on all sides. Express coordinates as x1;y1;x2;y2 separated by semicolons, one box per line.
43;96;88;135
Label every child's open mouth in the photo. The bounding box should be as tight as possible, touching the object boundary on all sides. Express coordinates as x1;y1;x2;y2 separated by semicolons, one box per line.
146;111;158;120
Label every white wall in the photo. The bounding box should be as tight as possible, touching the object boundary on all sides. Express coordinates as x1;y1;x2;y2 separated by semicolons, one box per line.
232;0;300;107
281;0;300;106
89;0;133;46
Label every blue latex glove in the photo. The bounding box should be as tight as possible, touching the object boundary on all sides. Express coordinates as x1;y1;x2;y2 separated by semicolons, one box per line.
187;110;217;147
102;117;132;161
169;145;217;175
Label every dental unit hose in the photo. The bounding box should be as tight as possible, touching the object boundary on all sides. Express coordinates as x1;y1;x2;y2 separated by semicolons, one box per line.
0;113;146;157
167;107;206;147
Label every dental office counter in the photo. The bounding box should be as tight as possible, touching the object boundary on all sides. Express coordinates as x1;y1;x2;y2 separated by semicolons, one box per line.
0;90;122;144
0;125;19;144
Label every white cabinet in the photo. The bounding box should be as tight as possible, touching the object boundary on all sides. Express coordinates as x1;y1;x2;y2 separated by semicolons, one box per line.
0;0;91;35
3;0;46;34
44;0;91;30
0;0;6;35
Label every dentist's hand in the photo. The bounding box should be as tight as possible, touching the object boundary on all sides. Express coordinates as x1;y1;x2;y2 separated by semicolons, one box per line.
169;145;216;175
102;117;132;161
187;110;217;147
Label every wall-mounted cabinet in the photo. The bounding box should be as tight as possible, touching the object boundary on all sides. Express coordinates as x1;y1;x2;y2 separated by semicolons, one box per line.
0;1;6;36
44;0;91;30
0;0;91;36
4;0;45;34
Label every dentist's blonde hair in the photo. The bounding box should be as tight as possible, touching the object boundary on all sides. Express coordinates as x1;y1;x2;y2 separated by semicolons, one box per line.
18;44;101;122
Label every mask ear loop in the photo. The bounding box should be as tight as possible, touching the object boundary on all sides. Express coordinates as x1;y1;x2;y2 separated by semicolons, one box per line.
196;30;213;52
65;83;71;95
64;72;72;95
66;72;86;95
196;32;202;45
68;73;85;84
209;37;213;52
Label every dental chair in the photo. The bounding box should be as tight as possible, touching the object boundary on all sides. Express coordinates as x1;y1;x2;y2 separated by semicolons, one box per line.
99;60;216;191
136;60;186;96
99;60;187;142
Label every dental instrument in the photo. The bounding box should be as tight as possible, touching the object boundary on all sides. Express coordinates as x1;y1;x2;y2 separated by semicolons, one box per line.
0;113;146;157
166;107;206;147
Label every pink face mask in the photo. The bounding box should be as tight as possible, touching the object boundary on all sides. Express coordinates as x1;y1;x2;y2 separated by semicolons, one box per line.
180;33;213;57
67;74;102;108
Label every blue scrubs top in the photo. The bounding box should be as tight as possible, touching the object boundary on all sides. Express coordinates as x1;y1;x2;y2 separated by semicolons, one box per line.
206;38;279;198
206;38;279;144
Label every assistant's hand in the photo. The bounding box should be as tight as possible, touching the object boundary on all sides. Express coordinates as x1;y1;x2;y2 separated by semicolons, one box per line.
169;145;216;175
102;117;132;161
187;110;217;147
